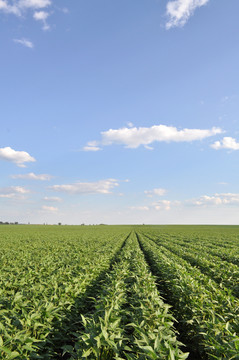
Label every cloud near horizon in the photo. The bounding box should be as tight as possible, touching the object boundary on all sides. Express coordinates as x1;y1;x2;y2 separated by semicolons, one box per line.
153;200;181;211
0;147;35;167
41;205;58;212
166;0;210;29
130;199;180;212
190;193;239;206
0;186;30;199
84;124;222;151
130;192;239;214
49;179;119;195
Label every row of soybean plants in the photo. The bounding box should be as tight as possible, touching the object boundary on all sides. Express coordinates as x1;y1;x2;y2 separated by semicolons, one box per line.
137;232;239;359
140;227;239;266
0;225;128;359
172;233;239;266
141;231;239;298
68;232;189;360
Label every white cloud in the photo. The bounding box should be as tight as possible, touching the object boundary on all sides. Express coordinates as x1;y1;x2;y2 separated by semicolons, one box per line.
13;38;34;48
0;0;20;15
191;193;239;207
130;193;239;214
43;196;62;202
18;0;51;10
211;137;239;151
129;199;180;212
154;201;171;211
50;179;119;195
33;10;50;30
152;200;179;211
166;0;209;29
11;172;52;180
85;124;222;150
0;186;30;199
83;146;102;152
1;0;52;29
41;205;58;212
33;9;48;19
0;147;35;167
145;188;167;197
0;0;50;15
83;140;102;152
144;145;154;150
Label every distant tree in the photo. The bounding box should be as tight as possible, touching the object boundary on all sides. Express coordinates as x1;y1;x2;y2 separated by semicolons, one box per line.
58;222;62;226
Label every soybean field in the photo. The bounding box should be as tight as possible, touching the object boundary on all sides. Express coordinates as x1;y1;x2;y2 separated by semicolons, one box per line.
0;225;239;360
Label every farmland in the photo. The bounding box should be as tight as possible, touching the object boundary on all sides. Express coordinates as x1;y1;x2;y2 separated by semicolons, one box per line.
0;225;239;359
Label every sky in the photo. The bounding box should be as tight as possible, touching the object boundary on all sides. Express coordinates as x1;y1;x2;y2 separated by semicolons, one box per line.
1;0;239;225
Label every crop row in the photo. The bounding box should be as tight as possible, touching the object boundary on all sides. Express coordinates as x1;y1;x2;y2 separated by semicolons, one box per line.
140;228;239;266
137;232;239;359
0;226;129;359
141;232;239;298
70;232;188;360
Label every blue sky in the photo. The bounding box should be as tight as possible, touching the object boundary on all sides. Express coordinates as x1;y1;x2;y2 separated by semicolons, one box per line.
1;0;239;224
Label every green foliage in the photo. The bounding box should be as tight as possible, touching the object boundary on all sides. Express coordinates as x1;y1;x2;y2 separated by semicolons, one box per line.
0;225;128;358
0;224;239;359
73;233;188;360
137;231;239;359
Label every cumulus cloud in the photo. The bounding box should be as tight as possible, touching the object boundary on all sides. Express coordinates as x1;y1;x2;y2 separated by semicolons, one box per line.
0;147;35;167
191;193;239;206
211;137;239;151
166;0;209;29
33;9;48;19
33;10;50;30
0;186;30;199
0;0;19;15
0;0;50;15
144;188;167;197
13;38;34;48
50;179;119;195
1;0;52;29
84;125;222;150
41;205;58;212
43;196;62;202
11;172;52;180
